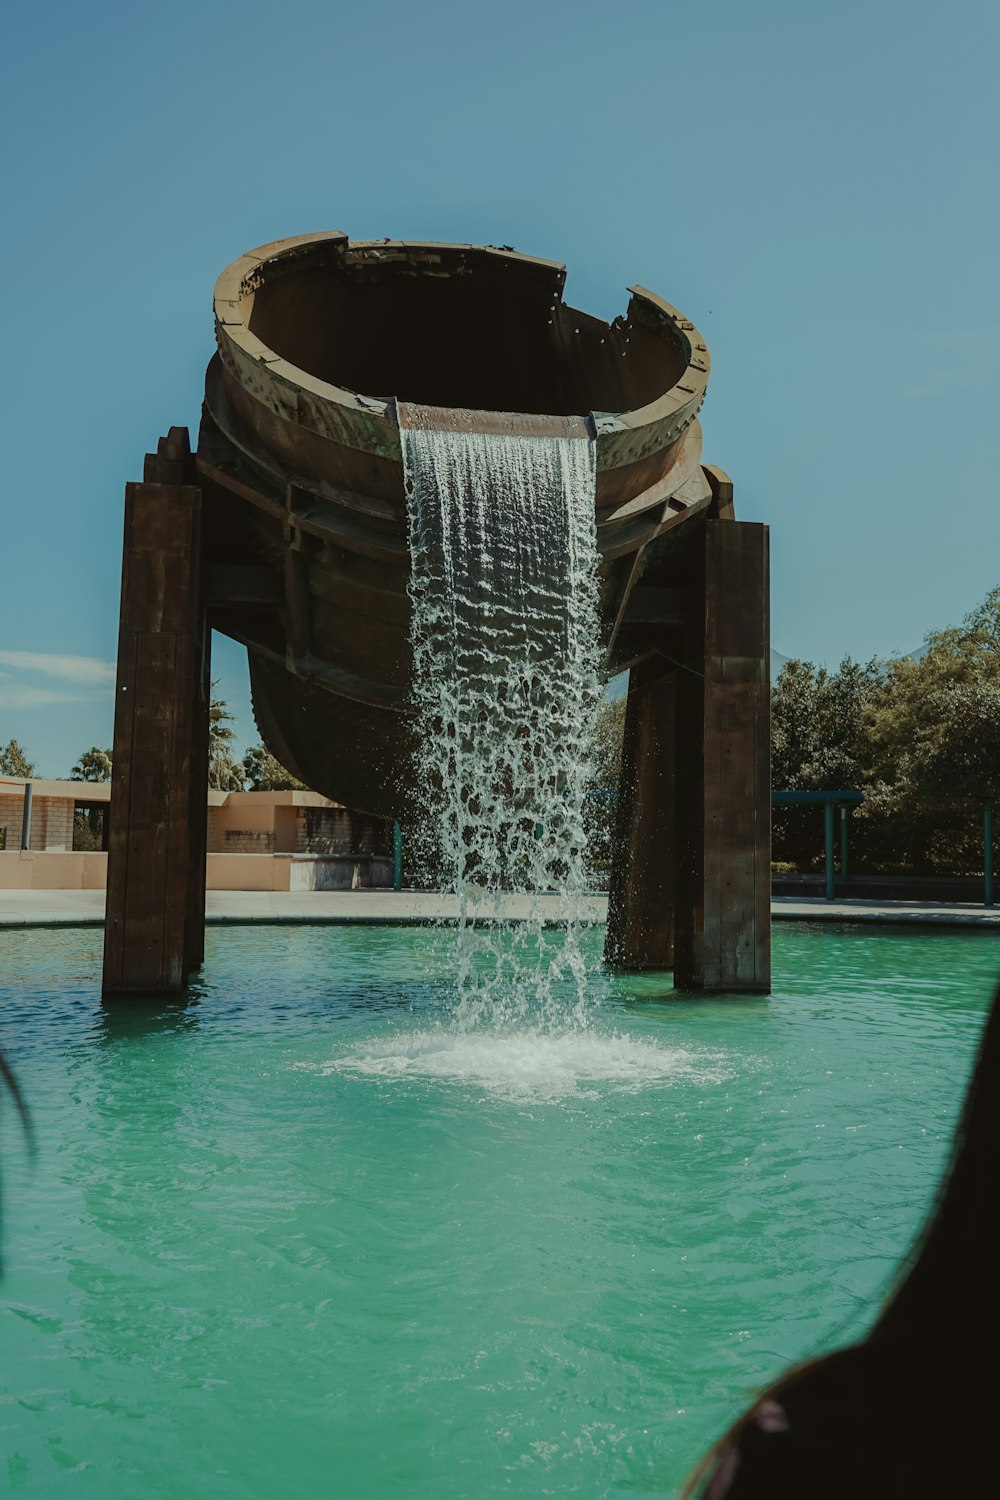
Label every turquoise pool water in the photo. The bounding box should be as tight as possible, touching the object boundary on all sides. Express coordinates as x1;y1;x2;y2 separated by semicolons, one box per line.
0;923;995;1497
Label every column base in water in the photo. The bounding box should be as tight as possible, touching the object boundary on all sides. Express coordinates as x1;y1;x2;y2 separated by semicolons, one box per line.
103;428;209;998
674;519;771;994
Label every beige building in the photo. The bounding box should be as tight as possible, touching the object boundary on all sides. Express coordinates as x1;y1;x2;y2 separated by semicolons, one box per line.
0;779;393;891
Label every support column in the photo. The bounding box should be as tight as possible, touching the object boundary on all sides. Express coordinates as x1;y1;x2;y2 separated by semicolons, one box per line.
20;781;33;850
103;429;207;997
393;821;404;892
985;802;994;909
824;799;836;901
605;661;676;969
840;804;850;883
674;520;771;992
184;621;211;972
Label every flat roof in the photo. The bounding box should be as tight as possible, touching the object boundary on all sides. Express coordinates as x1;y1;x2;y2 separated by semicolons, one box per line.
0;778;346;809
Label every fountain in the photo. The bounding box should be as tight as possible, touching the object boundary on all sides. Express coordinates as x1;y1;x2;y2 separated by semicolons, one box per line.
102;234;770;999
400;402;601;1028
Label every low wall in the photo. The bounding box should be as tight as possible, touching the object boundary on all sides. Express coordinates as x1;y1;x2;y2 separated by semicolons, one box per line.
0;851;108;889
206;853;286;891
0;851;394;892
287;855;394;891
772;873;993;902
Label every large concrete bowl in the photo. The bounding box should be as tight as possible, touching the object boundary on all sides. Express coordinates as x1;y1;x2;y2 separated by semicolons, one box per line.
197;233;716;816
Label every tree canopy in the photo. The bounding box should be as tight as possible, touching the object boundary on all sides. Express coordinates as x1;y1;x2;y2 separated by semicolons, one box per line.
0;739;35;777
70;747;113;782
772;586;1000;874
594;586;1000;877
242;744;305;792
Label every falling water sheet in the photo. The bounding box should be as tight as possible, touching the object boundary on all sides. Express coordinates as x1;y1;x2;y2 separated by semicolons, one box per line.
400;402;603;1032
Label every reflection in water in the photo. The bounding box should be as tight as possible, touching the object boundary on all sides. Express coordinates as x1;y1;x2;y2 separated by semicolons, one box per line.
98;995;200;1046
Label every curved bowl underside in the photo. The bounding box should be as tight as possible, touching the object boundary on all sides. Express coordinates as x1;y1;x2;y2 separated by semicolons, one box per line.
200;233;718;817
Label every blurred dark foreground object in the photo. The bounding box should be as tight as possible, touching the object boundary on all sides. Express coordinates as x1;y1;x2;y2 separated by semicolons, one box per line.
0;1048;34;1273
687;984;1000;1498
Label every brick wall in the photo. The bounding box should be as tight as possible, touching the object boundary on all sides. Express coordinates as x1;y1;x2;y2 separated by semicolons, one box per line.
296;806;353;854
36;798;75;851
293;807;392;856
295;807;391;855
0;793;74;850
0;794;21;851
222;829;275;854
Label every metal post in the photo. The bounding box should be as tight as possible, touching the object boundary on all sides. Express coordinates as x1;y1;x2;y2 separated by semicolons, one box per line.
824;799;835;901
20;781;33;850
392;821;403;892
839;804;849;883
985;802;994;909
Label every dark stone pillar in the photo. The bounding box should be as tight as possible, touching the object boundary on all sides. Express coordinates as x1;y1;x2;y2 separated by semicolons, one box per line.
184;622;210;974
674;520;771;993
605;660;676;969
103;429;208;996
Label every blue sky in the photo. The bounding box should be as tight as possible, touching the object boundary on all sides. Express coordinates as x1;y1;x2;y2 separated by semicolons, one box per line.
1;0;997;775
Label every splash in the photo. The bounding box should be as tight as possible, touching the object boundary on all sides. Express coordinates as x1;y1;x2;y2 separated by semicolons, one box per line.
310;1031;733;1104
400;406;603;1031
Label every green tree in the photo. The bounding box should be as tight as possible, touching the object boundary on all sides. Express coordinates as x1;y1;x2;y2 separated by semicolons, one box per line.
242;743;305;791
917;683;1000;801
771;657;886;869
863;588;1000;872
771;657;884;791
72;808;106;851
770;588;1000;876
0;739;35;777
209;689;245;791
70;746;113;782
870;587;1000;798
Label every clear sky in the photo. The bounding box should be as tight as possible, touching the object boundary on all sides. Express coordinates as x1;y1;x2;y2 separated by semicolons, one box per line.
1;0;997;775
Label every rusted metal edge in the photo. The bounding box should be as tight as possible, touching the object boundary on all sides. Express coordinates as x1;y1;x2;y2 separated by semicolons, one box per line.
703;464;735;520
596;423;703;532
599;473;712;563
395;401;593;442
200;359;401;522
213;234;710;474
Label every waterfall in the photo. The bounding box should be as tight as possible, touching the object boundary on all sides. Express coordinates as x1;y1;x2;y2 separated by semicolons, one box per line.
400;404;603;1030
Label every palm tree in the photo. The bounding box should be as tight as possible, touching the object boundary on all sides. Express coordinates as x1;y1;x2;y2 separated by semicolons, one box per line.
209;688;245;790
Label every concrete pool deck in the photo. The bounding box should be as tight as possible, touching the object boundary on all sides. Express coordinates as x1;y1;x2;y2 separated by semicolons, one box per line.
1;889;999;930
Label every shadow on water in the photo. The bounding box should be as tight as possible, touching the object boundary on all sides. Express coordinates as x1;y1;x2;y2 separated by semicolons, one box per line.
606;921;1000;1032
98;993;201;1045
607;962;773;1018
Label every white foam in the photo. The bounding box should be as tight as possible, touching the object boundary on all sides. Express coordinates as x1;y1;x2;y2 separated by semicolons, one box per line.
307;1028;733;1103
